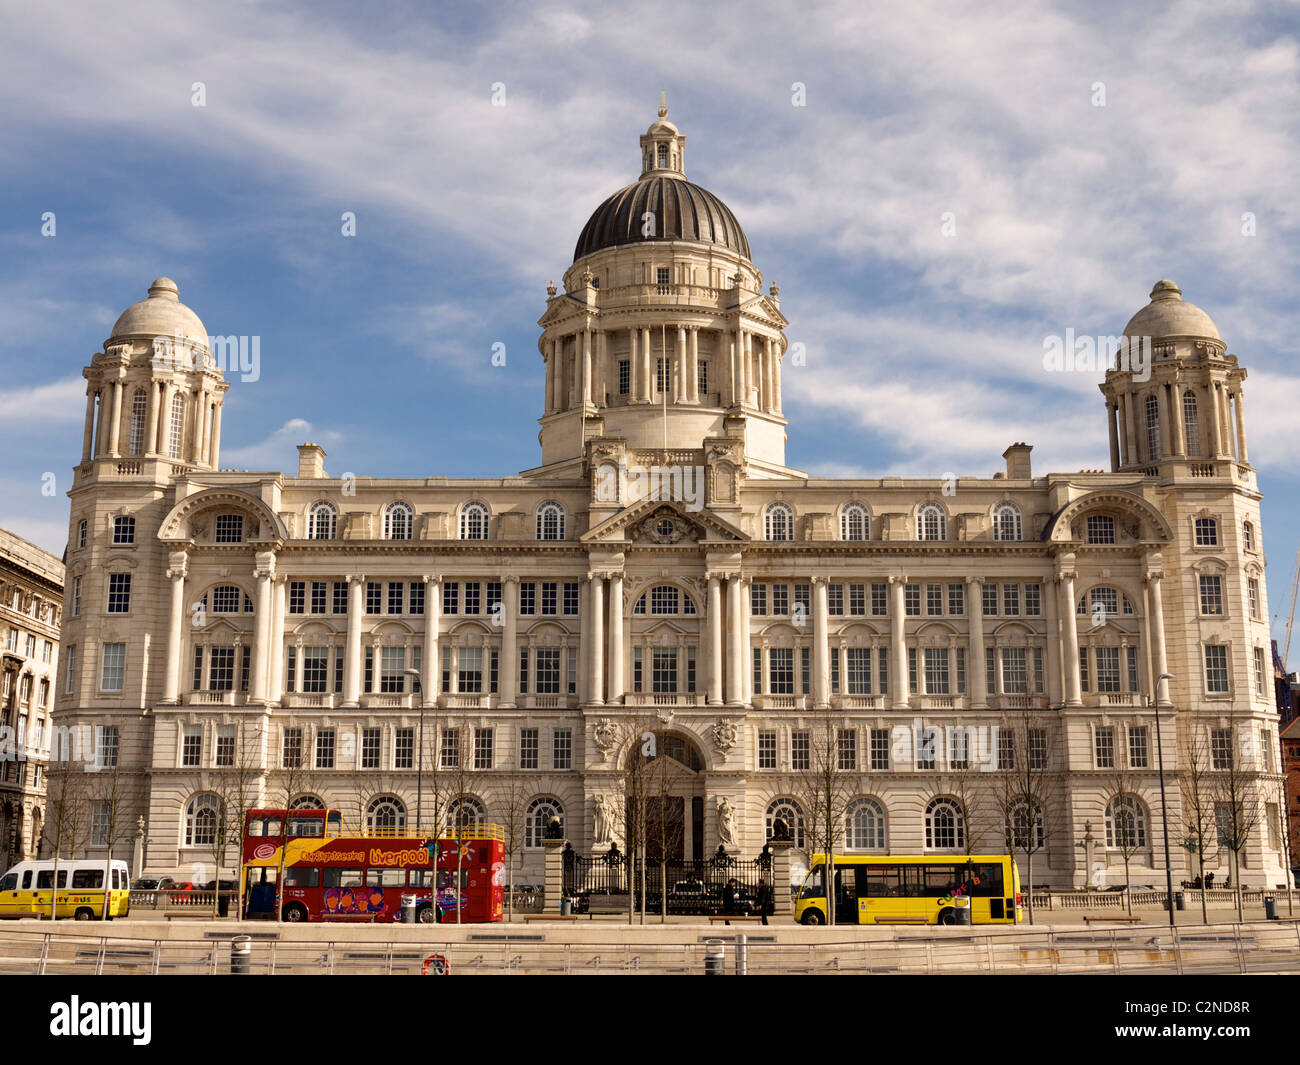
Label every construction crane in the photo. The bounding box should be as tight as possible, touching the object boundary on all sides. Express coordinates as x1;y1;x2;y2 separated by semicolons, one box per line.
1285;542;1300;672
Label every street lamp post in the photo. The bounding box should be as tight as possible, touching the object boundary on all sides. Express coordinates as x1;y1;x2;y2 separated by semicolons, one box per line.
1153;671;1176;927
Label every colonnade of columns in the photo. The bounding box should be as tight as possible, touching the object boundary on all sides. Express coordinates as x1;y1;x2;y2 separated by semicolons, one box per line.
1107;377;1248;470
82;374;223;468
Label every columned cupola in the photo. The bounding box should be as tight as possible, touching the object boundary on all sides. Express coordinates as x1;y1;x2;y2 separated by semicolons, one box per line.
78;278;228;483
533;99;795;480
1101;280;1250;479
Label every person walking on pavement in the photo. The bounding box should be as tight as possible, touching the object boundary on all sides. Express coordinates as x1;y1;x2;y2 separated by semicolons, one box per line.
756;877;773;926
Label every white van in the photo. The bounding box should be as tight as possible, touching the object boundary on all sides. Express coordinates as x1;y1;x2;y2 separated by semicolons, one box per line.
0;859;131;919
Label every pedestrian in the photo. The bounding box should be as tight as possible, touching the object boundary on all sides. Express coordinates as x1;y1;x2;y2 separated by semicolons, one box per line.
756;877;773;926
722;877;738;925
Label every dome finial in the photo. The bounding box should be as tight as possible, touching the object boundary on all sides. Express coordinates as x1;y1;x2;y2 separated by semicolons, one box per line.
658;91;667;119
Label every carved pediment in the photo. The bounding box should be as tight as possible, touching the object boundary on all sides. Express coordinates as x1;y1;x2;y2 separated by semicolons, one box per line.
582;497;747;544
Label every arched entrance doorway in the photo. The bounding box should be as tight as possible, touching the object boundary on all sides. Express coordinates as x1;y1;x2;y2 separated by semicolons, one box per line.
624;730;707;862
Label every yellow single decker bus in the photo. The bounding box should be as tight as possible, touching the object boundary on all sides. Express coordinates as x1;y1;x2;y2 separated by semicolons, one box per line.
795;854;1021;925
0;860;132;920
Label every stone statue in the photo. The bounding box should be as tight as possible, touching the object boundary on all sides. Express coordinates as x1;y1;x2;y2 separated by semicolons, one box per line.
716;796;736;847
593;794;616;845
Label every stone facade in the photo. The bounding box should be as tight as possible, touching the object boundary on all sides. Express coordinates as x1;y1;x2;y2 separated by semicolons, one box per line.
52;103;1287;890
0;527;62;869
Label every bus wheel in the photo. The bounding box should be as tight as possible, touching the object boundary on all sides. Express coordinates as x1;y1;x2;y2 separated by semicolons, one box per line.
938;908;956;926
800;909;825;926
282;903;307;923
74;908;94;921
417;906;436;925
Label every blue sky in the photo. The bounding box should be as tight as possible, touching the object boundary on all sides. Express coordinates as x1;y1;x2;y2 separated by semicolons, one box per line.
2;0;1298;658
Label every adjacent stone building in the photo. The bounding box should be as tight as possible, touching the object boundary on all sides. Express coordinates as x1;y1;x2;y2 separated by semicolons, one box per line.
0;527;61;869
52;102;1287;890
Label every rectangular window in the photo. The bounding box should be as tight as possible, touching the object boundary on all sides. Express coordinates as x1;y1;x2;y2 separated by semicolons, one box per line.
1128;726;1149;769
697;360;708;396
463;582;481;615
113;516;135;544
998;730;1015;771
871;583;887;616
848;583;866;616
541;582;558;616
908;647;917;692
360;729;379;770
947;583;965;616
333;581;348;614
1094;726;1115;769
442;581;459;615
837;729;857;771
1079;648;1089;692
846;647;871;695
656;357;668;393
924;648;950;694
380;647;406;693
553;729;572;770
394;728;413;770
1002;584;1020;616
535;648;560;694
791;730;810;771
1248;578;1260;620
64;645;77;694
904;584;920;616
878;647;888;694
828;583;844;616
387;582;404;615
301;646;329;693
1254;647;1266;697
1194;518;1219;546
769;648;794;695
926;584;943;616
563;582;579;615
288;581;305;614
518;646;528;692
519;582;536;615
315;729;335;769
1028;729;1047;771
916;728;936;770
1024;583;1042;616
459;646;484;694
282;727;303;769
751;647;760;696
366;582;382;614
285;646;296;692
1204;645;1229;693
409;581;425;615
652;647;677;693
870;728;889;771
758;730;777;770
618;360;630;395
71;577;81;617
957;646;967;694
800;647;810;695
1198;575;1223;616
1087;515;1115;544
751;583;768;616
1095;646;1121;693
209;646;236;691
182;724;202;767
830;648;839;693
519;727;539;770
1002;647;1027;694
101;642;125;691
1126;646;1139;692
107;573;131;614
1211;727;1232;770
440;729;460;769
214;514;243;542
215;724;236;767
771;583;789;617
91;802;111;847
307;581;325;615
983;584;998;616
949;727;969;770
96;725;119;768
986;646;996;695
474;728;493;770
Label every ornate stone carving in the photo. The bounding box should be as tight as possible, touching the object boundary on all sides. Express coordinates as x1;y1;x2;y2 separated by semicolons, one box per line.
593;718;618;758
711;719;737;754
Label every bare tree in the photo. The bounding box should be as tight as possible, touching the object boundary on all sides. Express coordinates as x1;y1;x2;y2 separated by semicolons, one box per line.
494;762;530;922
83;753;143;919
1179;725;1217;924
792;713;853;924
267;733;319;922
44;743;92;920
206;721;266;916
1104;762;1145;916
1214;713;1264;922
988;714;1055;924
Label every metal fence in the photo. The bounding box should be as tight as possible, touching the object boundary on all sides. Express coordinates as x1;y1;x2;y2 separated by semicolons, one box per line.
2;921;1299;975
563;846;773;915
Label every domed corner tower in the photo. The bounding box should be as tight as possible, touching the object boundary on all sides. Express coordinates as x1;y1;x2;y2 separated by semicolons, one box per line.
77;277;229;486
533;96;794;479
1100;279;1250;478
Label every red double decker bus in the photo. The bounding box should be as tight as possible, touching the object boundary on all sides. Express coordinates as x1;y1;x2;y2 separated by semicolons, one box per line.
241;808;504;924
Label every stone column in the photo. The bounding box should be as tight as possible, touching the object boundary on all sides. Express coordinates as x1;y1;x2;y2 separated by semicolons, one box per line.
726;575;743;704
268;576;287;703
588;574;605;705
1043;572;1063;705
210;402;222;468
837;644;848;699
707;574;723;705
740;578;753;701
735;325;746;405
499;576;517;707
145;381;160;457
81;385;96;464
1122;393;1138;466
675;325;687;403
773;339;783;412
595;329;607;406
157;383;172;456
1218;385;1233;458
422;575;441;706
1146;571;1169;705
608;573;624;703
890;577;909;708
1170;386;1185;457
1208;383;1225;458
689;326;700;402
582;327;592;408
106;379;123;456
760;643;770;696
812;577;829;708
1059;570;1082;706
642;327;653;403
1157;384;1173;458
993;642;1004;697
967;576;987;709
343;575;364;706
249;556;275;703
190;386;205;462
1232;389;1249;464
629;328;640;402
162;552;188;704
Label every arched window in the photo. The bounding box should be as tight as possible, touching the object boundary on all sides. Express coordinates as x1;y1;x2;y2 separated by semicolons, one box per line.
993;503;1022;542
525;797;564;849
289;795;325;810
366;796;406;836
460;502;489;540
845;798;886;851
128;391;147;454
184;793;220;847
209;585;243;613
917;504;946;541
924;798;965;850
633;585;696;616
1076;586;1134;618
1182;390;1200;456
766;798;806;850
1105;795;1147;849
1145;394;1160;461
764;502;794;542
1242;521;1255;551
384;502;413;541
447;796;485;833
168;393;185;459
307;501;337;540
1194;517;1218;547
841;503;869;541
1005;800;1045;851
536;502;565;541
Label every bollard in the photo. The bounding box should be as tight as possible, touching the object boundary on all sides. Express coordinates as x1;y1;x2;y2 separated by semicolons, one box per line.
734;932;748;976
1264;895;1277;920
560;897;572;917
401;894;417;924
1174;891;1185;912
704;938;724;975
953;897;971;925
230;935;251;975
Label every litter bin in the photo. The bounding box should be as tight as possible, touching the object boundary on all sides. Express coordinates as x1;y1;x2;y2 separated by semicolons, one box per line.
1264;895;1277;920
230;935;251;975
953;896;972;925
560;897;572;917
704;939;724;975
217;892;231;918
401;894;417;924
1174;891;1185;912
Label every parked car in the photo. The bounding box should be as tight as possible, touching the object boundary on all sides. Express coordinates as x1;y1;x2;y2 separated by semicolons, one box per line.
201;879;238;892
163;881;196;893
130;876;174;891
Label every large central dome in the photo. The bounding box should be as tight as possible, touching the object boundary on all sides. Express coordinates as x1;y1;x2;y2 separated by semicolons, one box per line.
572;97;750;263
